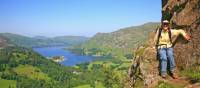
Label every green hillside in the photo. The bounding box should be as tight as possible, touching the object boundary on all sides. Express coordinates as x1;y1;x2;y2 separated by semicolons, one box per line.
85;22;159;48
0;33;89;48
85;22;159;50
70;22;160;59
0;45;131;88
0;46;74;88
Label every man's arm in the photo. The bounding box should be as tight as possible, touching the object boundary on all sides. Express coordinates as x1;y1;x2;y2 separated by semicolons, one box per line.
171;29;191;41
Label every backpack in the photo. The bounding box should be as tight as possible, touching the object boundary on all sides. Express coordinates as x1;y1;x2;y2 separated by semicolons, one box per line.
156;27;172;46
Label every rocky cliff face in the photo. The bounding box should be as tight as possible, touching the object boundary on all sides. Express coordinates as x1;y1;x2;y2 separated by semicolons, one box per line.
128;0;200;88
163;0;200;68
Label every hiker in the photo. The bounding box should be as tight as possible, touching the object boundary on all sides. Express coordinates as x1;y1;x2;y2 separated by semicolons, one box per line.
154;20;191;79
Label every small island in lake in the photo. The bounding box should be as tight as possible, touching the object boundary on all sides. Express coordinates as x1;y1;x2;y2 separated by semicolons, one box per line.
48;56;65;62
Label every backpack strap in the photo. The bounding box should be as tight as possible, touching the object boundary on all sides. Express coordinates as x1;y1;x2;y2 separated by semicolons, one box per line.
168;29;172;44
156;27;162;46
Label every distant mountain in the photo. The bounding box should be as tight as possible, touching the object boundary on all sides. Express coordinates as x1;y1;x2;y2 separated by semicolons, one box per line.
52;36;89;46
32;36;49;40
0;33;36;47
80;22;160;55
0;33;89;48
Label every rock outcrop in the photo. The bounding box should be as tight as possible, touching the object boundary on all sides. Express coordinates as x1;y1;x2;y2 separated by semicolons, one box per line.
128;0;200;87
162;0;200;68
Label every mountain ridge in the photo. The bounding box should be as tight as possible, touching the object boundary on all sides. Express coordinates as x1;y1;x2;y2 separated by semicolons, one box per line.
0;33;89;48
78;22;160;56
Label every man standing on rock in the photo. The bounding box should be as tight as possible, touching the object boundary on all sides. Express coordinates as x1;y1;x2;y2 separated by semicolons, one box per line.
154;20;191;79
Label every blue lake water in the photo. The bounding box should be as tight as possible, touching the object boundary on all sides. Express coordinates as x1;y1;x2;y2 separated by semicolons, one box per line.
33;46;93;66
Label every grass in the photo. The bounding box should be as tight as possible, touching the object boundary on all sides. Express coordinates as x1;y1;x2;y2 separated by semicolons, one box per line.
0;78;16;88
95;82;104;88
155;81;175;88
155;81;183;88
180;66;200;82
134;80;144;88
13;65;51;81
182;71;200;79
74;82;105;88
135;47;145;56
88;61;120;70
74;84;92;88
88;59;131;69
118;61;132;68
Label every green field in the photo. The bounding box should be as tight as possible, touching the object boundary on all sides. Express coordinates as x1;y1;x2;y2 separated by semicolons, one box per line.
0;78;16;88
13;65;51;81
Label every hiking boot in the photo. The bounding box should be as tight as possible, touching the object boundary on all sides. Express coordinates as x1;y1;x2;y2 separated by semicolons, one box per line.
161;74;167;79
171;73;178;79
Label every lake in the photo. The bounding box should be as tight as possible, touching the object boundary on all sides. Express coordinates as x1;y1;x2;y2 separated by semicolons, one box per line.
33;46;94;66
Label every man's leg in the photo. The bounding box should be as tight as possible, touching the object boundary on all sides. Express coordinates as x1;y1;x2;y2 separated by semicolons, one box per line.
167;48;178;79
167;48;176;73
158;48;167;77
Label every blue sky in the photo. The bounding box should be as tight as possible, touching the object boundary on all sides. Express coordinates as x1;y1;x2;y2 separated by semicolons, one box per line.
0;0;161;37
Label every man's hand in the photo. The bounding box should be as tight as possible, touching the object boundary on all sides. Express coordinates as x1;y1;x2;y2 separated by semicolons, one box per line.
185;33;191;41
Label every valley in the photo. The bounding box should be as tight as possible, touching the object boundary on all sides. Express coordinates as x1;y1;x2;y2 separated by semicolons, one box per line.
0;22;159;88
